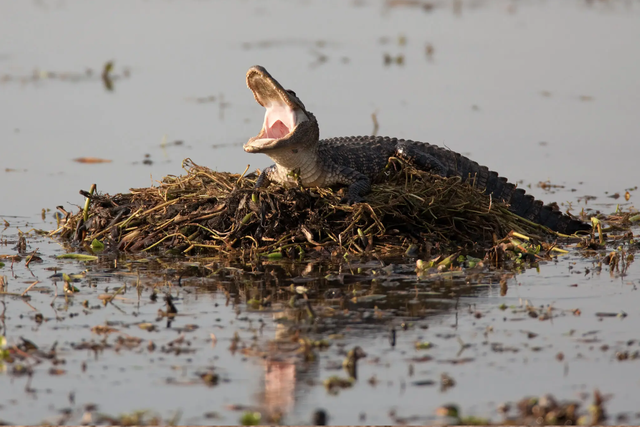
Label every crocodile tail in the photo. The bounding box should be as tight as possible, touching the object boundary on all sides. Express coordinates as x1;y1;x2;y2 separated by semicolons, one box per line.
420;144;591;234
481;170;591;234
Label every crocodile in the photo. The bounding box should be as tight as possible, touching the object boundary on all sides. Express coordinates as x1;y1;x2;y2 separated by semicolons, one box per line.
243;65;590;235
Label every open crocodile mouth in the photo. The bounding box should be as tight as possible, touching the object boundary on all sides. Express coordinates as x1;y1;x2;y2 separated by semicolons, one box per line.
244;65;308;152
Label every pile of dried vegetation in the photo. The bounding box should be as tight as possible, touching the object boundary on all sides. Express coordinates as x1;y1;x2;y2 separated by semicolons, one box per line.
51;158;573;258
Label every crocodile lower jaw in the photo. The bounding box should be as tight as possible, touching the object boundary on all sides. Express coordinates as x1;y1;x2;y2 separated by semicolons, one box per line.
244;137;279;153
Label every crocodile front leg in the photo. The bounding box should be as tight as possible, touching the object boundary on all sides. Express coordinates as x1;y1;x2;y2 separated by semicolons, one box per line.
345;176;371;204
395;141;448;177
329;164;371;204
256;162;370;204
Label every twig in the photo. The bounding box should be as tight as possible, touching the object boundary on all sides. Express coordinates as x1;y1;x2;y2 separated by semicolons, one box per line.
105;284;127;304
24;248;39;268
21;280;40;297
236;164;251;185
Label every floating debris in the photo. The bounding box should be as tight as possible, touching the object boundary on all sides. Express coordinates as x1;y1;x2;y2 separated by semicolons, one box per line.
73;157;112;164
0;61;130;91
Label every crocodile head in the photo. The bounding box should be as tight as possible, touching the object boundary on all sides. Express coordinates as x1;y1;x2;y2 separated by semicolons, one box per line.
244;65;318;154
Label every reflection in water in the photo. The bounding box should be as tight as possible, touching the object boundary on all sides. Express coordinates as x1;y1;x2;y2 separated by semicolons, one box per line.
258;309;311;422
259;310;299;419
245;259;491;422
262;360;296;419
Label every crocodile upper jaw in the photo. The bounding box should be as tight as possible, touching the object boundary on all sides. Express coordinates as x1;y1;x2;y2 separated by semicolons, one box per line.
244;65;310;153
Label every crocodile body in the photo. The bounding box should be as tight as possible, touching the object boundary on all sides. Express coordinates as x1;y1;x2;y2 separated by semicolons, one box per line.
243;66;590;235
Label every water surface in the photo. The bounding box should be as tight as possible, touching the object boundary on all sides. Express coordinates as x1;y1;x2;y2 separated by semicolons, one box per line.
1;0;639;424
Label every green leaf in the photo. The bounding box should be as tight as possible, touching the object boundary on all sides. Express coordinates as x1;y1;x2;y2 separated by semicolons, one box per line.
437;253;457;268
241;213;253;224
56;253;98;261
415;341;433;350
246;299;261;309
240;412;261;426
265;251;282;260
90;239;105;251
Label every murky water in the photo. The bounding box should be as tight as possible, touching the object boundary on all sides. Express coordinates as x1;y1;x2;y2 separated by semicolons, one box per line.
1;0;640;424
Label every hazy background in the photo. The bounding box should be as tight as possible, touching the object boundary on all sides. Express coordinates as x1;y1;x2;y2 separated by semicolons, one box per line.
2;0;639;217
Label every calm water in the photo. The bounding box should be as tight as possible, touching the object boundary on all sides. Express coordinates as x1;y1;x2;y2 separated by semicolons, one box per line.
1;0;640;424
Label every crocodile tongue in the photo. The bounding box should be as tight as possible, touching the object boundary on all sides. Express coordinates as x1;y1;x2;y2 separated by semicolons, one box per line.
244;65;309;152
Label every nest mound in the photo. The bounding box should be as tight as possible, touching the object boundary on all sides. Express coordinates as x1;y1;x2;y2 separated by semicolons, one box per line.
53;158;552;257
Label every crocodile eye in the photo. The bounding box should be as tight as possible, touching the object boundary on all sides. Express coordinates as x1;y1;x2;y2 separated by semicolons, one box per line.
285;89;305;110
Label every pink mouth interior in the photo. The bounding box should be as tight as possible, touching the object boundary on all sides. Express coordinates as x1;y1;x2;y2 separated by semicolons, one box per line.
266;120;290;139
263;101;295;140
